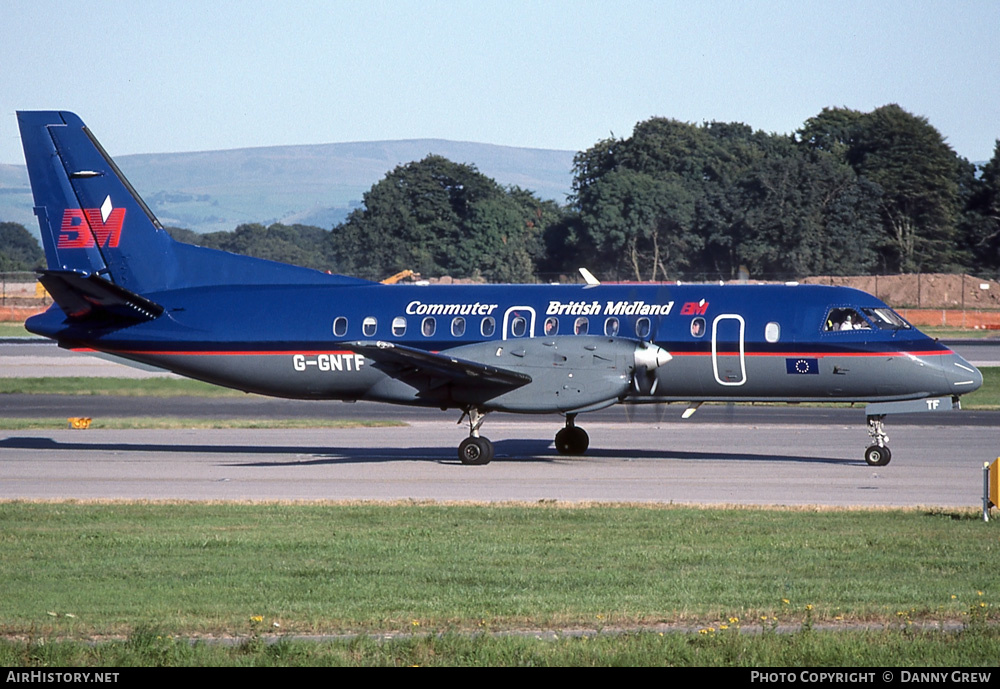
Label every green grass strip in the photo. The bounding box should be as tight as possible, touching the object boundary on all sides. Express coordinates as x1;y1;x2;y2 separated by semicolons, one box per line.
3;627;1000;667
959;366;1000;409
0;502;996;641
0;322;33;338
0;377;244;397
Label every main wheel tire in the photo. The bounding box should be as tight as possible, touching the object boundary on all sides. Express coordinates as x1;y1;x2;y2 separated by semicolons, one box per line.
555;426;590;456
459;436;493;465
864;445;891;467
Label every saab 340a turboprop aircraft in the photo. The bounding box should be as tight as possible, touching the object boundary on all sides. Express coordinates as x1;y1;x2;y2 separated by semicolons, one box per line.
18;111;984;466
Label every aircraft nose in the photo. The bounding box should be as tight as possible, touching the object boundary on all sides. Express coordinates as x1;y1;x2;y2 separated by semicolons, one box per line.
942;353;983;394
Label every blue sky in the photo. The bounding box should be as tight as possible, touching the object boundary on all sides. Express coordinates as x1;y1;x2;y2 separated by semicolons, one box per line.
2;0;998;165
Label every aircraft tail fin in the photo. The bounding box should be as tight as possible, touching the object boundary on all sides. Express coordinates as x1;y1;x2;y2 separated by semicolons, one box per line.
18;111;371;297
17;111;184;295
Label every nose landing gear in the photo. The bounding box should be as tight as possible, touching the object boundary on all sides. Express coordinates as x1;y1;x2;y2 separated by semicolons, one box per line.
864;414;891;466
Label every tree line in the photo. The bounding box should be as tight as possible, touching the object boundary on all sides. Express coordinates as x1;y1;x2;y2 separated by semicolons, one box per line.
3;104;999;282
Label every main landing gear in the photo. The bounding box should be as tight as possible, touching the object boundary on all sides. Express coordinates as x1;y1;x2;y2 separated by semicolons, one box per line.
457;408;493;465
554;414;589;456
864;414;891;466
456;409;593;464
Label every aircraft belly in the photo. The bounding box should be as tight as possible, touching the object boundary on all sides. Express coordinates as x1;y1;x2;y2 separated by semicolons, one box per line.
142;353;381;399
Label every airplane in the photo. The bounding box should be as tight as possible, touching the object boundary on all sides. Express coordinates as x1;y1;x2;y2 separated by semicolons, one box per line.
17;111;984;466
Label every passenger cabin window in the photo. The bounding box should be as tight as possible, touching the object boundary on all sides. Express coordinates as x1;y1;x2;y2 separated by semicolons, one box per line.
636;317;651;339
392;317;406;336
574;317;589;335
362;317;377;337
690;317;706;338
862;307;912;330
604;317;619;336
451;317;466;337
481;317;495;337
510;316;527;338
332;317;348;337
765;321;780;343
544;317;559;336
422;317;436;337
824;307;871;332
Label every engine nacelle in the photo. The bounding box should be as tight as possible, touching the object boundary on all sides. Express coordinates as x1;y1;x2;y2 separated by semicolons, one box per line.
447;336;671;413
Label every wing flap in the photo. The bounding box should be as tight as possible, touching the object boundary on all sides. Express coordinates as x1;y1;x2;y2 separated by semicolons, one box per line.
348;340;532;389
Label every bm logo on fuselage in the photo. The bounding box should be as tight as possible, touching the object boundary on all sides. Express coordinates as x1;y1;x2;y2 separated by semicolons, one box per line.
58;207;126;249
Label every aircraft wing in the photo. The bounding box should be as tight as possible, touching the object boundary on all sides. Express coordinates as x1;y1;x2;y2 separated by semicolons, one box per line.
347;340;532;389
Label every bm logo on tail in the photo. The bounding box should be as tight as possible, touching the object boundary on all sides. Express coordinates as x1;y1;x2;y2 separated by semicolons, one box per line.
57;196;124;249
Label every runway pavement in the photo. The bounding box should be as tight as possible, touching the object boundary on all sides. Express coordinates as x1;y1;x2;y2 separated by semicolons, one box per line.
1;420;995;507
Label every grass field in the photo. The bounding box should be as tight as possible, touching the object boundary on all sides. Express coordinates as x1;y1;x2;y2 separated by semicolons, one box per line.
0;322;32;337
0;377;244;397
1;501;997;666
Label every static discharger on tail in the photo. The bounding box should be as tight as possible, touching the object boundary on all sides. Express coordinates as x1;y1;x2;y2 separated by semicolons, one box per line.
18;111;984;466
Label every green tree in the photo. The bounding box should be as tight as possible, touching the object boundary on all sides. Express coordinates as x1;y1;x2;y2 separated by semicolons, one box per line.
962;140;1000;273
331;156;552;282
798;107;865;158
735;143;880;278
164;226;201;245
194;223;332;271
0;222;44;271
847;105;963;272
577;169;697;281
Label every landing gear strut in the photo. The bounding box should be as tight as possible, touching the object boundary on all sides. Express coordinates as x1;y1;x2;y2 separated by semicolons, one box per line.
864;414;891;466
555;414;589;456
457;408;493;465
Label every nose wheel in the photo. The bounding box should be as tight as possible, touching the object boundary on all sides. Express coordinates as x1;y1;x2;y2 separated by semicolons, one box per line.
457;408;493;465
864;414;891;466
555;414;590;455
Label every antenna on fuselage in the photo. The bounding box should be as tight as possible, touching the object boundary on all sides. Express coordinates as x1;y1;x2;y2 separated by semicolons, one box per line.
579;267;600;287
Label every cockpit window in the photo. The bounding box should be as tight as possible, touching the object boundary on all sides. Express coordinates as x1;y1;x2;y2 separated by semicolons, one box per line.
824;307;871;332
862;308;912;330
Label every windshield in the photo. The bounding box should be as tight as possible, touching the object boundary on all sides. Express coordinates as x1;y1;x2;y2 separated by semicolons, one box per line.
824;307;871;332
862;307;912;330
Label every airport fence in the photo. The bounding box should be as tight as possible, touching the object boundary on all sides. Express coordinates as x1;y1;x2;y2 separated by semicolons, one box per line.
0;272;47;305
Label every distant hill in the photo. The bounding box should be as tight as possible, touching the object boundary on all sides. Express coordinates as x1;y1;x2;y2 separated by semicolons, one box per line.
0;140;575;236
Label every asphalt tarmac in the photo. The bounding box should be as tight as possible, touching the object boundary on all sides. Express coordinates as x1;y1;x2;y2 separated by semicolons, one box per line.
1;418;996;507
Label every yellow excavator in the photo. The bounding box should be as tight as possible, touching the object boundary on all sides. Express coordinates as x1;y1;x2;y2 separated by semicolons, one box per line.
380;270;421;285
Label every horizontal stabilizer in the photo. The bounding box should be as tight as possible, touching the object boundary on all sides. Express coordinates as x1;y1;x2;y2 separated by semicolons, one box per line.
348;340;532;389
38;270;164;323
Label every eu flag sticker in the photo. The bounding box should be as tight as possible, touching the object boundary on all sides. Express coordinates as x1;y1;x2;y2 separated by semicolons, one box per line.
786;358;819;374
